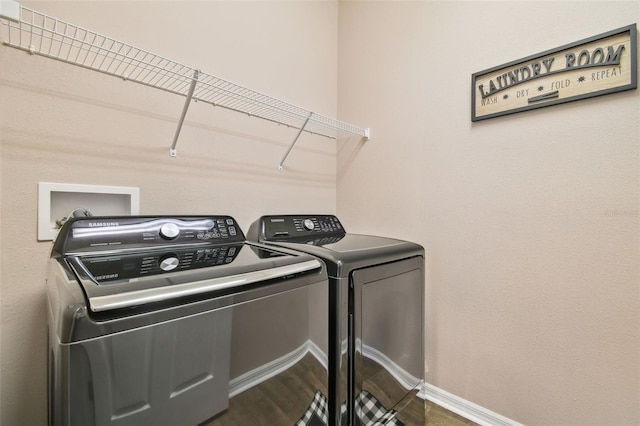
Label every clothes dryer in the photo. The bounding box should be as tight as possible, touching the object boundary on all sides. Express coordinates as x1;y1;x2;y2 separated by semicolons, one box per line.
248;215;425;426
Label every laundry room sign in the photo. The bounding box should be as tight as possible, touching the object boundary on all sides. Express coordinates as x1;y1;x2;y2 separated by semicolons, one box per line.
471;24;637;121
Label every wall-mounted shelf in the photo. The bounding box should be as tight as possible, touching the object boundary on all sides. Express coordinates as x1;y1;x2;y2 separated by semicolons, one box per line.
0;1;370;170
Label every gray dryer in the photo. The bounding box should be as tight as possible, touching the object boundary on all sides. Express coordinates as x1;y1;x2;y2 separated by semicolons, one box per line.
248;214;425;426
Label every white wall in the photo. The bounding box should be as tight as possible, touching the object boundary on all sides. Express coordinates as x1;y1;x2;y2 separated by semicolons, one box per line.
338;1;639;425
0;1;338;424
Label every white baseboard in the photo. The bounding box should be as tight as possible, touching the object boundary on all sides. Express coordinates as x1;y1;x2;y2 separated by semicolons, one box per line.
361;344;522;426
420;382;524;426
362;344;423;391
228;341;522;426
228;340;327;398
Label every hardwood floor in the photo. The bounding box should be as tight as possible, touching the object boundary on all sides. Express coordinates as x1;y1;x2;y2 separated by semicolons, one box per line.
201;353;476;426
361;356;476;426
201;353;328;426
425;401;478;426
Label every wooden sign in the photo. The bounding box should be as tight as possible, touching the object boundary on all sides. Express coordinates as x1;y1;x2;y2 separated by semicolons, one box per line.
472;24;637;121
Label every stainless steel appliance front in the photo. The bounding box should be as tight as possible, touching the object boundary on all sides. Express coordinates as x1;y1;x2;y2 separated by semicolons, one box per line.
47;216;329;426
248;215;426;426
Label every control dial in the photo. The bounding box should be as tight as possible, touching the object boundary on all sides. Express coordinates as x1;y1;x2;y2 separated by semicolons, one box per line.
159;222;180;240
302;219;315;231
159;254;179;272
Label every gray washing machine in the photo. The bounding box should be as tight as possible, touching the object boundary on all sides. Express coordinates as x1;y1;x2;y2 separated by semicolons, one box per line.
47;215;329;426
248;215;425;426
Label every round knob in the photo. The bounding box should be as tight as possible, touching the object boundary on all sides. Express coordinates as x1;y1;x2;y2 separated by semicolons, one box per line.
160;222;180;239
303;219;315;231
159;254;179;272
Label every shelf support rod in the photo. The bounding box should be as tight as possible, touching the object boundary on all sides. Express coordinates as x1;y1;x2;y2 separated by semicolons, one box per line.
278;112;312;171
170;69;199;157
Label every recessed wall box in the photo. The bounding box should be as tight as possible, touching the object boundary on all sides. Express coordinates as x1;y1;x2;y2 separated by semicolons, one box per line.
38;182;140;241
0;0;21;23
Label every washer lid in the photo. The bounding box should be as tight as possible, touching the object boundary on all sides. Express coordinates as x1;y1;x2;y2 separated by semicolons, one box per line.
68;242;322;313
48;215;329;343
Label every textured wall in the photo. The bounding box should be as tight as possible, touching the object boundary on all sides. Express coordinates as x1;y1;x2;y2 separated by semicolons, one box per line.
0;1;338;424
338;1;639;425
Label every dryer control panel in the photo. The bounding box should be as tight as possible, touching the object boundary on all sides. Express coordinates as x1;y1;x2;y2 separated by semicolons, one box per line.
256;215;345;241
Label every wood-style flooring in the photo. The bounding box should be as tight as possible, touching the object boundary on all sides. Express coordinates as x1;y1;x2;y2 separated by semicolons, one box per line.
201;353;477;426
201;353;328;426
361;356;476;426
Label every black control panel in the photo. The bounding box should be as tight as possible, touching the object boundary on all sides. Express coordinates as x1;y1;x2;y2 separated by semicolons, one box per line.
258;215;345;241
80;243;243;284
55;216;245;254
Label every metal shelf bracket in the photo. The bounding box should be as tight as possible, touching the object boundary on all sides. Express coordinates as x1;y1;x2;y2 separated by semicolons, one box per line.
170;69;199;157
278;112;312;172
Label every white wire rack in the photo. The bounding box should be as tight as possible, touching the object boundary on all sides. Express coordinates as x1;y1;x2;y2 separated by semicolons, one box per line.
0;2;370;168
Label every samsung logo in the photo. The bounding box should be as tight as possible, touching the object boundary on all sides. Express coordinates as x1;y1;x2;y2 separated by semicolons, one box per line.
270;219;285;222
88;222;120;227
95;273;119;280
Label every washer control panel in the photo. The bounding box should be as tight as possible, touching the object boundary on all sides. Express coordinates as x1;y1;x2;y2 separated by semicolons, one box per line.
258;215;345;240
56;216;244;254
81;243;243;284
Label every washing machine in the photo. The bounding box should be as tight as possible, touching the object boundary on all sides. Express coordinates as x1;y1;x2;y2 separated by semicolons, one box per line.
248;215;425;426
47;215;329;426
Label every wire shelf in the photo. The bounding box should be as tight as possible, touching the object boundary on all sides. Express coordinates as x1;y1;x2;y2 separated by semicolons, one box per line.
1;3;369;164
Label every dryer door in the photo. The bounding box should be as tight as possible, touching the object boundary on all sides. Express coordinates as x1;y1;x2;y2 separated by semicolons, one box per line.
352;256;425;426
